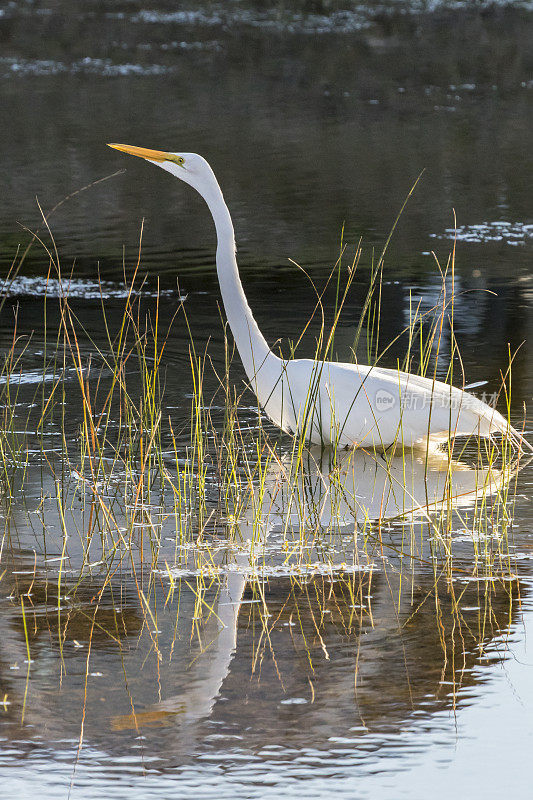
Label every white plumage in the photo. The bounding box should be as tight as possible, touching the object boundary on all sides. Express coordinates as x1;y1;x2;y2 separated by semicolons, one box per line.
257;358;515;449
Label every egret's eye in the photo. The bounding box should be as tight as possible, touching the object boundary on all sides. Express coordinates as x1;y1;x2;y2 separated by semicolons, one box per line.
172;155;185;167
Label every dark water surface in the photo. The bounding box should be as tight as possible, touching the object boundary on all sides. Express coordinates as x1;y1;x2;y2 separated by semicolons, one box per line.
2;2;533;798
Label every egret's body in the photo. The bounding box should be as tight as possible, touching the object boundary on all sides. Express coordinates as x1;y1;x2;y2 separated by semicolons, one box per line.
109;144;523;451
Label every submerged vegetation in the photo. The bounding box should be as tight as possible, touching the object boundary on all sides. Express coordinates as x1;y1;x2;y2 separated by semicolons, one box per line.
0;202;529;745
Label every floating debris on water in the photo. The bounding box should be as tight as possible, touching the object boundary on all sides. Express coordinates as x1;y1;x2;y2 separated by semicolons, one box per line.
160;561;375;580
0;56;172;78
1;275;178;300
430;221;533;246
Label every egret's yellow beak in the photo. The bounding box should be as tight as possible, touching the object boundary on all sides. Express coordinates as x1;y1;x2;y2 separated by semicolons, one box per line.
107;143;177;163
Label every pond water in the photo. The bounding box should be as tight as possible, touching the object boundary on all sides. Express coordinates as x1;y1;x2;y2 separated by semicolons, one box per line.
1;1;533;798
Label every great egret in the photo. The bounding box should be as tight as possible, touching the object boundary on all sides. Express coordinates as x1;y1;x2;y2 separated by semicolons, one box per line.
108;144;526;451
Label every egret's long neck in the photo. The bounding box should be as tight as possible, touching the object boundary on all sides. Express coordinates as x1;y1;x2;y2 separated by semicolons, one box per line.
203;179;276;384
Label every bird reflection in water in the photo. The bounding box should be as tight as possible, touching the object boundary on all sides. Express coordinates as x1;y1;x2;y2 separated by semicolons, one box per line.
105;442;520;736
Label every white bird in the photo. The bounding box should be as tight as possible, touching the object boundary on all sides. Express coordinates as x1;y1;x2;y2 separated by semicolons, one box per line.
109;144;526;452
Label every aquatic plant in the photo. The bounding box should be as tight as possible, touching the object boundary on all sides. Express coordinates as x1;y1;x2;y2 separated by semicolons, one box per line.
0;189;528;744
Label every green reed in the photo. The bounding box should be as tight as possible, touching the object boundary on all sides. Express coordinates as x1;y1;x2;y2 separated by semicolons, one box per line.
0;194;529;735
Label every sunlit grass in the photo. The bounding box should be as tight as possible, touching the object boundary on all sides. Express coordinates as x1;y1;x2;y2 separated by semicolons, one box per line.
0;200;529;734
